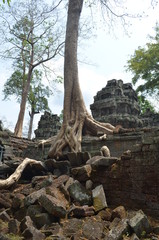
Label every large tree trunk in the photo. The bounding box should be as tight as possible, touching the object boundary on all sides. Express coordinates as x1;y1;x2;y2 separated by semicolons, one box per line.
28;110;34;139
14;66;33;138
47;0;116;159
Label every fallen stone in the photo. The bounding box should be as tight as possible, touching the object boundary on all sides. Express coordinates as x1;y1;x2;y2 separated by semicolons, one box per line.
31;175;54;190
33;212;55;229
85;179;93;190
86;155;102;165
8;219;20;234
82;218;104;240
68;205;95;218
0;193;12;209
62;218;84;238
51;174;70;188
92;185;108;212
44;159;71;175
67;180;92;206
0;210;11;222
106;218;130;240
38;194;67;218
71;164;92;181
91;157;118;169
128;210;152;238
24;188;46;206
97;208;112;221
66;152;83;167
46;184;69;208
14;206;27;221
12;193;25;209
112;205;127;220
20;216;45;240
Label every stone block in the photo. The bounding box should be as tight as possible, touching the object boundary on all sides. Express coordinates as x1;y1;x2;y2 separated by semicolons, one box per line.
92;185;108;212
38;194;67;218
106;219;130;240
71;164;92;181
67;180;92;206
128;210;152;237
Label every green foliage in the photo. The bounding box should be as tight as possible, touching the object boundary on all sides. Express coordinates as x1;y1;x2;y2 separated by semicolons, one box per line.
2;0;11;5
126;22;159;100
3;68;51;113
138;95;155;114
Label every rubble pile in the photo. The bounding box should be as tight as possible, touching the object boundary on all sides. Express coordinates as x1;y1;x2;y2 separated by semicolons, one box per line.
0;153;159;240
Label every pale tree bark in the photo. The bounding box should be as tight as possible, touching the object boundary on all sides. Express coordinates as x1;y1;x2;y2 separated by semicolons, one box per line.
0;158;44;189
14;67;33;137
47;0;118;159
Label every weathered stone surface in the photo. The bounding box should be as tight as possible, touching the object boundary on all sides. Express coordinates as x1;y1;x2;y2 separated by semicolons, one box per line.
0;192;12;209
62;218;83;238
97;208;112;221
90;79;143;128
85;179;93;190
14;207;27;221
128;210;152;237
46;184;69;208
44;159;71;175
92;185;108;212
106;218;129;240
12;193;25;209
82;218;104;240
71;164;92;181
24;188;46;206
20;216;45;239
67;180;92;206
0;210;10;222
31;175;54;189
66;152;83;167
34;111;61;140
38;194;67;218
112;205;127;220
27;204;44;224
91;157;118;169
68;205;95;218
8;219;20;234
33;212;54;229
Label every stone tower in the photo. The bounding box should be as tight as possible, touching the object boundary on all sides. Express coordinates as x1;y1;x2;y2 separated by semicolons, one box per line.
90;79;143;128
34;111;61;139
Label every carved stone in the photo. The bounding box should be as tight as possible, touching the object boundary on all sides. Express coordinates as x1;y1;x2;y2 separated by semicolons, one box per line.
34;111;61;139
90;79;143;128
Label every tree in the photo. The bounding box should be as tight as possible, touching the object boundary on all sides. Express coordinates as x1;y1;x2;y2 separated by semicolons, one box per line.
126;23;159;101
3;69;52;139
0;0;64;137
137;94;155;114
27;80;51;139
1;0;10;5
46;0;157;159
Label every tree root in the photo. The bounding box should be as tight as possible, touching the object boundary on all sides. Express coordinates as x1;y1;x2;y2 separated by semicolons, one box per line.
0;158;44;189
45;113;120;159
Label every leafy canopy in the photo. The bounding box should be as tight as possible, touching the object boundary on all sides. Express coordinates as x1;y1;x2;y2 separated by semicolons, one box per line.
126;23;159;98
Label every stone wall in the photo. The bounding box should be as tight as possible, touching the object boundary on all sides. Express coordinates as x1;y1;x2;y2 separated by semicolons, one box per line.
87;128;159;218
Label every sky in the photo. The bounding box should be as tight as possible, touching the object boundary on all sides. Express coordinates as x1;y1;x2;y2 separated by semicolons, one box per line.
0;0;159;136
